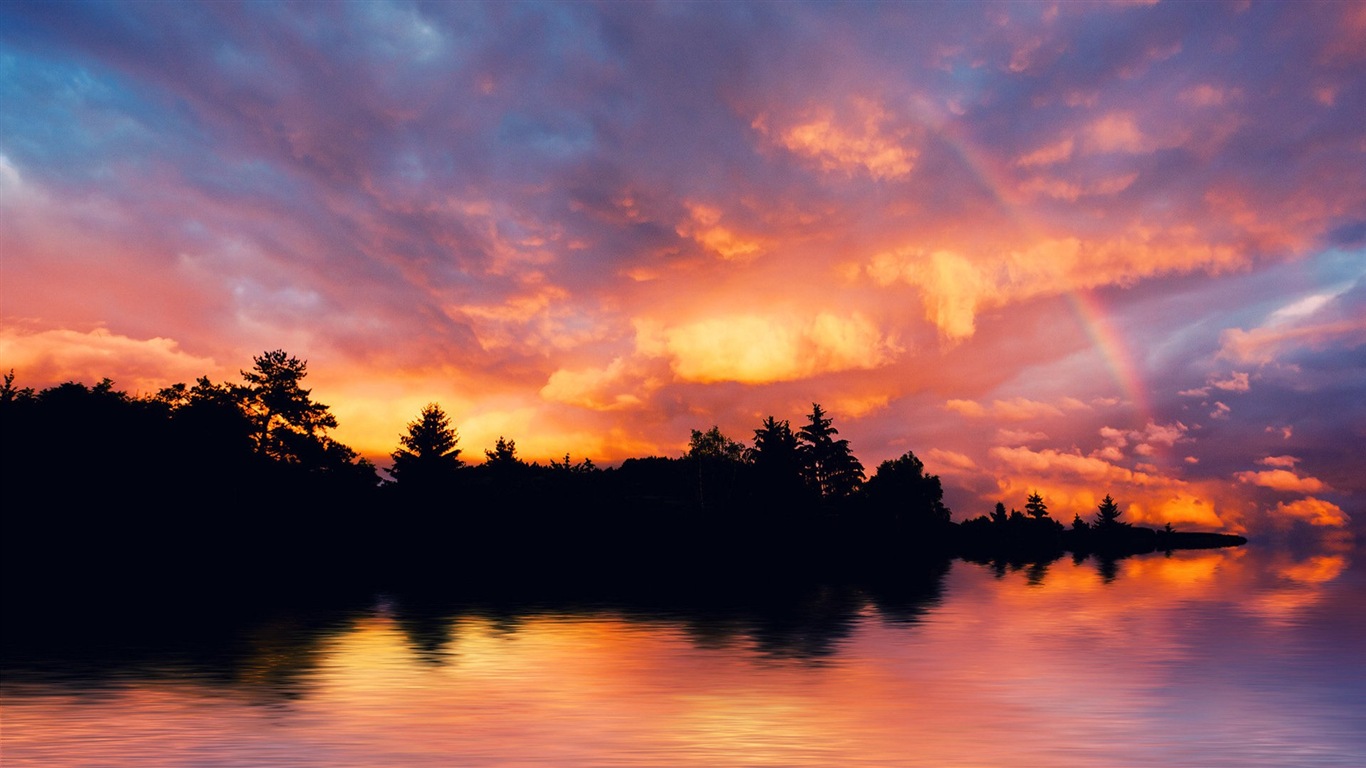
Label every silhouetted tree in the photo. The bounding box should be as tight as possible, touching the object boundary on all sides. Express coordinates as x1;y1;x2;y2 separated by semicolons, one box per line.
1094;494;1125;529
749;417;798;468
686;425;746;512
549;453;595;473
484;436;522;467
390;403;463;485
238;350;337;464
797;403;864;499
687;425;746;462
1071;513;1091;532
2;369;33;409
1025;491;1049;520
746;415;809;507
861;451;950;528
990;501;1008;525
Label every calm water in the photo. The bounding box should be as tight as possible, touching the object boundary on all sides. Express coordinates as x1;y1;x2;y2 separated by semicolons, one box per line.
3;544;1363;767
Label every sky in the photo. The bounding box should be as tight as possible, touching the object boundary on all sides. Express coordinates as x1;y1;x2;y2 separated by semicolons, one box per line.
2;0;1363;537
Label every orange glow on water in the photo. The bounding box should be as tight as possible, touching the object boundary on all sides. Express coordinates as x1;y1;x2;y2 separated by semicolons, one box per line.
4;547;1360;766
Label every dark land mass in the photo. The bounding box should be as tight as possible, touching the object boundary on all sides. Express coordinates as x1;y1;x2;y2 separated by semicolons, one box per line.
1;353;1246;671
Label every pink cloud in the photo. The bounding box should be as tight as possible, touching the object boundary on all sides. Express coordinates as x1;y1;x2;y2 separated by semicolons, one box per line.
1211;372;1250;392
1258;455;1300;469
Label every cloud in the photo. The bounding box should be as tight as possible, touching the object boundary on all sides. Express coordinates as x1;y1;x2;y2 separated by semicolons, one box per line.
944;399;988;418
1178;84;1241;107
1097;421;1188;453
983;446;1226;528
997;429;1049;445
1273;498;1350;528
753;99;918;180
1209;402;1231;419
867;234;1245;340
1015;137;1074;168
1211;372;1250;392
1085;112;1149;154
944;397;1066;421
1258;455;1299;469
0;326;221;395
925;449;977;473
990;446;1162;487
992;397;1065;421
1219;318;1366;365
637;312;897;384
539;358;646;412
1235;469;1328;494
675;203;765;261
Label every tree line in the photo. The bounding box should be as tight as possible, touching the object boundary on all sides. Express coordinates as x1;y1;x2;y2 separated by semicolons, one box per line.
0;350;1244;594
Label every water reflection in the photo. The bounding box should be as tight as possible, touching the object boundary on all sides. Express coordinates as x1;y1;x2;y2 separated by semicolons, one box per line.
4;546;1363;767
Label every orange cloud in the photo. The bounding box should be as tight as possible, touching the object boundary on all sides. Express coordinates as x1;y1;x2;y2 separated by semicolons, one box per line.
944;399;987;418
925;448;977;473
1235;469;1328;494
754;100;918;179
1273;497;1350;528
981;445;1230;528
866;234;1244;340
945;397;1073;422
0;325;222;395
990;446;1163;487
636;312;897;384
540;358;648;412
1258;455;1299;469
675;203;764;261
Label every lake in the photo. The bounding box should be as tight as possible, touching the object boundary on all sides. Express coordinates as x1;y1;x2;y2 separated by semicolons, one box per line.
3;542;1363;767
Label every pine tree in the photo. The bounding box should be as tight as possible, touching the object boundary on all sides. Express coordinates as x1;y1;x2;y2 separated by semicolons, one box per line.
1094;494;1125;529
797;403;864;499
237;350;342;467
1024;491;1049;519
390;403;463;485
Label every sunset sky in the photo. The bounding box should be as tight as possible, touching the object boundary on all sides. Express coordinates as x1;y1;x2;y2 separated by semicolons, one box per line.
2;1;1362;536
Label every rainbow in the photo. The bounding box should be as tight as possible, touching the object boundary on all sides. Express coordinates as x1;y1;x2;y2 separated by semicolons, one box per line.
928;116;1155;428
1067;289;1153;424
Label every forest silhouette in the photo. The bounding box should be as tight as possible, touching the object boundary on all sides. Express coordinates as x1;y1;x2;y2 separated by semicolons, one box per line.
0;350;1245;606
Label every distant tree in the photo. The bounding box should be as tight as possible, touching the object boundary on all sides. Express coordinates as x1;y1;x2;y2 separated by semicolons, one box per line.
685;425;746;512
237;350;337;463
1071;513;1091;532
549;453;596;473
1093;494;1125;529
390;403;463;485
1024;491;1049;519
797;403;864;499
749;417;798;466
746;415;808;504
484;436;522;467
990;501;1008;525
0;369;34;412
861;450;950;526
687;425;746;462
